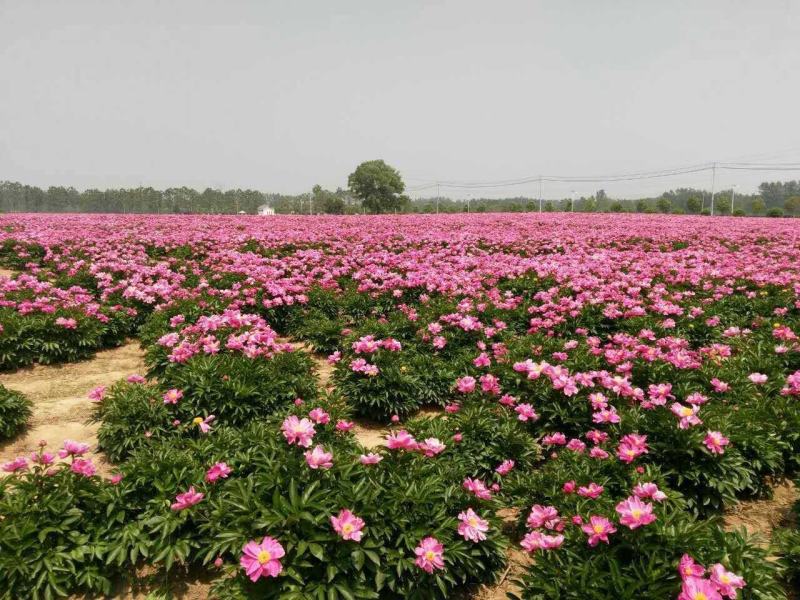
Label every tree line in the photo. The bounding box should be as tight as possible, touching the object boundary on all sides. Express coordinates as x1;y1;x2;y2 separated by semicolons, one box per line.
1;168;798;217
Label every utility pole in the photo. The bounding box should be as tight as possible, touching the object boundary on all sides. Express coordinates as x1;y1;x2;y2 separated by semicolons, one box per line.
570;190;576;212
538;176;543;213
710;162;717;216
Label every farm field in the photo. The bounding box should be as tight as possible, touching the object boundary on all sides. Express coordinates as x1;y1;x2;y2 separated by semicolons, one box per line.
1;212;800;600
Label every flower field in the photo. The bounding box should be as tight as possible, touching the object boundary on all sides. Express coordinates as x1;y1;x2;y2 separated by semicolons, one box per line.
1;212;799;599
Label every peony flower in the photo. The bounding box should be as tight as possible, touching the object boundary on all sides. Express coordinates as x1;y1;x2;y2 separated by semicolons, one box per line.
495;459;515;476
331;509;365;542
418;437;446;457
359;453;383;465
515;403;539;422
520;531;564;552
463;477;493;500
1;456;28;473
679;554;705;579
70;458;97;477
748;373;767;384
709;563;746;598
335;420;354;432
527;505;563;531
162;388;183;404
304;445;333;470
615;496;656;529
703;431;730;455
386;430;418;451
414;537;445;573
59;439;90;458
170;486;204;511
633;482;667;502
577;482;604;499
205;462;233;483
308;407;330;424
678;576;722;600
193;415;215;434
581;515;617;546
88;385;106;402
457;508;489;542
240;536;285;581
281;415;316;448
456;376;476;393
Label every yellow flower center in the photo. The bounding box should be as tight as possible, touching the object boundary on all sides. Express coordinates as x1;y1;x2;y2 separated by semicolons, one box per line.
343;523;353;533
468;518;478;527
425;550;436;561
192;417;203;425
593;524;604;533
693;593;708;600
257;550;271;564
680;407;692;417
721;574;730;583
631;509;642;519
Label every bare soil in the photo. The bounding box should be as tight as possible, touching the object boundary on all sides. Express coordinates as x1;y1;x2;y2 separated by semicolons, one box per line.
723;479;798;545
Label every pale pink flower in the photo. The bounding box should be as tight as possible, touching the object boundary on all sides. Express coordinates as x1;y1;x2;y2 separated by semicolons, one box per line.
331;509;365;542
414;537;445;573
170;486;204;511
457;508;489;542
304;445;333;470
240;536;285;581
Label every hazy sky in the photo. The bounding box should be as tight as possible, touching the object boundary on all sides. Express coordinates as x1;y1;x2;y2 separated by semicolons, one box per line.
2;0;799;199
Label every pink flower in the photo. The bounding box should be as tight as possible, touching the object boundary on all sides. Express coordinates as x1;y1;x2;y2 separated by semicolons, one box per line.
335;420;354;432
30;451;55;465
304;445;333;470
445;403;461;414
457;508;489;542
617;433;649;463
577;482;604;499
386;430;418;451
240;536;285;581
526;505;563;530
542;432;567;446
205;462;233;483
127;374;146;384
58;439;90;458
710;378;729;392
515;403;539;422
162;388;183;404
170;486;204;511
418;437;446;457
678;576;722;600
281;416;316;447
581;515;617;546
331;509;365;542
633;482;667;502
703;431;730;455
88;385;106;402
709;563;746;598
520;531;564;552
456;376;476;393
679;554;705;579
110;473;124;485
495;459;515;476
671;403;703;429
463;477;493;500
562;480;576;494
308;408;330;424
70;458;97;477
414;537;445;573
615;496;656;529
193;415;215;433
1;456;28;473
359;453;383;465
748;373;767;384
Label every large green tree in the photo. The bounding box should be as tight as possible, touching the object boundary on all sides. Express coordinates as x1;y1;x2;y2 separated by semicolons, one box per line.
347;160;406;213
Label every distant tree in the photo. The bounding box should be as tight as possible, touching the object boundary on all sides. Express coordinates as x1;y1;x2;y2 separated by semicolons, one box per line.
347;160;405;214
751;198;766;214
767;207;784;218
656;197;671;213
635;199;648;213
543;201;554;212
596;189;607;203
715;196;731;215
311;185;345;214
784;196;800;216
686;196;701;214
582;197;597;212
609;201;624;213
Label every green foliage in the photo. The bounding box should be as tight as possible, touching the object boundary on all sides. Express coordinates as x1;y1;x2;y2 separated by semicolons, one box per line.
0;383;30;440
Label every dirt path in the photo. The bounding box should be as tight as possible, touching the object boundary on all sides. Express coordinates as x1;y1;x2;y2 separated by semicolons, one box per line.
0;341;146;474
723;479;798;545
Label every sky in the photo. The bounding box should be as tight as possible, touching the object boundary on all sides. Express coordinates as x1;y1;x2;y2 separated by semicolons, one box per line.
1;0;799;199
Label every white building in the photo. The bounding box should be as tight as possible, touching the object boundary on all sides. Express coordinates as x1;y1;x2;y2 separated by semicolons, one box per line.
257;204;276;216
